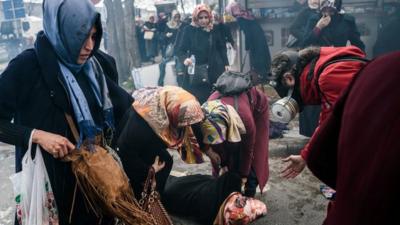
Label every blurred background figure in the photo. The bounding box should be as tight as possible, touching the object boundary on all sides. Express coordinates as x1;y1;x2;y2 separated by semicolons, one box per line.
225;1;271;82
373;3;400;57
143;15;158;63
158;10;185;86
177;4;229;103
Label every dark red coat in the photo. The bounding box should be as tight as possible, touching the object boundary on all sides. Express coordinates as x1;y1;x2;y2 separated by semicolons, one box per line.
307;51;400;225
208;87;269;192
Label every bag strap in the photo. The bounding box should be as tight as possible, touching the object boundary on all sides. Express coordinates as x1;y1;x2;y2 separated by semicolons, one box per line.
314;56;370;106
65;113;80;143
142;167;156;196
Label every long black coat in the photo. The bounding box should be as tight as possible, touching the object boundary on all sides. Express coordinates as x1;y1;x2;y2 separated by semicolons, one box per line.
177;25;229;103
0;32;133;225
236;17;271;78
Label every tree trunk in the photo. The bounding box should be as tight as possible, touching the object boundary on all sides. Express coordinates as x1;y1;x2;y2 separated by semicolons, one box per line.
104;0;140;87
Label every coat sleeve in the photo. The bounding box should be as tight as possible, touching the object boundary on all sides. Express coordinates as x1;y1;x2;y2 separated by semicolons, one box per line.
176;25;192;61
289;9;310;41
117;108;153;184
345;15;365;52
0;51;38;150
215;30;229;66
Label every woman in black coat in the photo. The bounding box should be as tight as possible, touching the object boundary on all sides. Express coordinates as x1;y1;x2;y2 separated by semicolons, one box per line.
176;4;229;104
226;2;271;80
288;0;365;137
0;1;133;224
290;0;365;50
117;86;205;199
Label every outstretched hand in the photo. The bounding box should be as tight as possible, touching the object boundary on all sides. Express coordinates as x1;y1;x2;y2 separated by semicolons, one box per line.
281;155;306;179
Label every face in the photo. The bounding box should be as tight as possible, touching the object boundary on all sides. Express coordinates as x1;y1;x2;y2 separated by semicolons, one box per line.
149;16;155;23
308;0;320;9
198;11;210;27
321;7;336;16
77;26;97;64
174;14;181;22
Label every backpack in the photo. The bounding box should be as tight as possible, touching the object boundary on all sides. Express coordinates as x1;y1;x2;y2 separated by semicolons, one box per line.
214;71;253;111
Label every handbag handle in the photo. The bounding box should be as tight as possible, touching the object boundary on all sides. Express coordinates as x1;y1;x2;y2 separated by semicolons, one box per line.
65;113;80;143
141;167;156;196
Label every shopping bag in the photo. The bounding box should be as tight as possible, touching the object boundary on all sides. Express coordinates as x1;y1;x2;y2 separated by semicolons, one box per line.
144;31;154;40
132;67;144;90
10;136;59;225
226;43;236;66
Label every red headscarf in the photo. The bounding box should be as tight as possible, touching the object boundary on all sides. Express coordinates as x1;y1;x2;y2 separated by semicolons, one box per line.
191;4;214;32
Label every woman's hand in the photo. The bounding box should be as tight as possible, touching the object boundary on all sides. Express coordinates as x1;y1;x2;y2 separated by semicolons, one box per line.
205;147;221;166
184;58;193;66
316;15;331;30
241;177;248;186
281;155;306;179
152;156;166;173
32;129;75;159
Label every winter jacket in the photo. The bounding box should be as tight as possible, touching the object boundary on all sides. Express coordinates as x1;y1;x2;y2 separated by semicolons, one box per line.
299;46;366;160
290;9;365;51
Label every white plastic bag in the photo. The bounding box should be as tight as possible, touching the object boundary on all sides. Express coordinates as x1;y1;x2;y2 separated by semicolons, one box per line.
10;134;59;225
131;67;144;90
226;43;236;66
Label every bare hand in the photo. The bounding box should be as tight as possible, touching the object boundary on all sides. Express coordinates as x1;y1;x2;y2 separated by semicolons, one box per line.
166;32;173;37
152;156;166;173
241;177;248;186
184;58;192;66
281;155;306;179
316;15;331;29
205;147;221;166
220;166;229;175
32;129;75;159
225;66;230;71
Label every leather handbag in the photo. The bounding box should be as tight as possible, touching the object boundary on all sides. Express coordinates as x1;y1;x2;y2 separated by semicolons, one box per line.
139;167;174;225
190;64;209;86
64;114;154;225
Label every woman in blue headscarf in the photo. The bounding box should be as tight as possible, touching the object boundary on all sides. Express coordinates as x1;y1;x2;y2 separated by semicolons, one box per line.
0;0;133;224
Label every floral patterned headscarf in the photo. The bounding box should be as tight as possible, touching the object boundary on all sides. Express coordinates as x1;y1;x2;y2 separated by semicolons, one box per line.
214;192;267;225
132;86;205;164
191;4;214;32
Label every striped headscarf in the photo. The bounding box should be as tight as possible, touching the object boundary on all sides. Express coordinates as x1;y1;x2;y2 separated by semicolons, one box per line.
201;100;246;145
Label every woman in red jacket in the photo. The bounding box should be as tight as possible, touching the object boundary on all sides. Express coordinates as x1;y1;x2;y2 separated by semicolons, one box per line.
270;46;367;178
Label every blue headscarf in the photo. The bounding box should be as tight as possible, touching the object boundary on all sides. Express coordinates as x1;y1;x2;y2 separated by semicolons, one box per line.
42;0;114;148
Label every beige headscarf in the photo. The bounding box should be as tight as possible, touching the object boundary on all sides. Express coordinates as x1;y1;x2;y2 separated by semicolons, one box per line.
167;10;182;29
132;86;205;164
